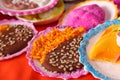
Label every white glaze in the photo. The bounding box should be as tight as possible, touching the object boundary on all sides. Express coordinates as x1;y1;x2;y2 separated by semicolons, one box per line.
30;0;50;7
116;34;120;47
86;31;120;79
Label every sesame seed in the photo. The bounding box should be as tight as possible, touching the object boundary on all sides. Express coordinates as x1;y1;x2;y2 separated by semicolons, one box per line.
52;64;56;67
66;47;69;49
60;60;64;64
76;66;80;68
61;50;64;52
65;65;69;68
68;56;72;59
58;66;62;69
53;71;57;74
0;24;33;57
23;39;27;41
57;52;60;55
76;54;79;58
0;52;2;56
70;43;74;46
45;36;84;73
77;63;81;65
61;52;64;56
66;52;69;55
56;63;58;66
63;68;66;71
69;67;73;71
63;46;65;49
49;55;53;58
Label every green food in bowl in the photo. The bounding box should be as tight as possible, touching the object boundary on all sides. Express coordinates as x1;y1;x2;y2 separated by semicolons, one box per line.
18;0;64;23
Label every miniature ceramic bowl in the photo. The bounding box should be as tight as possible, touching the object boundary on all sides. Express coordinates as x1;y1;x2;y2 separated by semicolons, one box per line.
16;0;64;25
0;19;37;60
75;0;118;20
27;26;87;79
0;0;58;16
59;0;118;30
79;20;120;80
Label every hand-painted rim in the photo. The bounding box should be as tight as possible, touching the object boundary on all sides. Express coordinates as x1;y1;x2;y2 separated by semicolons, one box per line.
0;0;58;16
78;19;120;80
26;26;88;79
59;0;118;27
16;0;64;25
0;19;38;61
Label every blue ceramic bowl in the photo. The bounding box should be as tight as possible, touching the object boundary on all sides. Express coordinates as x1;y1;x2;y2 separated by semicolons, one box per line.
78;20;120;80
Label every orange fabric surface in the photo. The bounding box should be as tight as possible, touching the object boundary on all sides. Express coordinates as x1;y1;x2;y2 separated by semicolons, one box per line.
0;13;99;80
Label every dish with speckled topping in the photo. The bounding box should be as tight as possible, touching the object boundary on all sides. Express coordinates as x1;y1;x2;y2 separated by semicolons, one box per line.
27;26;87;79
0;19;37;60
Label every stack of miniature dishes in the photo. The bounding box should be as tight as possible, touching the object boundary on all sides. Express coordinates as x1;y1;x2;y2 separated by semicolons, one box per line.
79;19;120;80
0;19;37;60
59;0;118;30
0;0;64;25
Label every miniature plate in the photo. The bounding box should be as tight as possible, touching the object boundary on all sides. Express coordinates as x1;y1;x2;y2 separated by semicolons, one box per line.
0;0;58;16
59;0;118;26
0;19;37;60
75;0;118;20
79;20;120;80
27;26;87;79
16;0;64;25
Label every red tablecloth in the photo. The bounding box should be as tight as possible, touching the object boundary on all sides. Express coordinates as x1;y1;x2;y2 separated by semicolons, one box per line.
0;13;99;80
